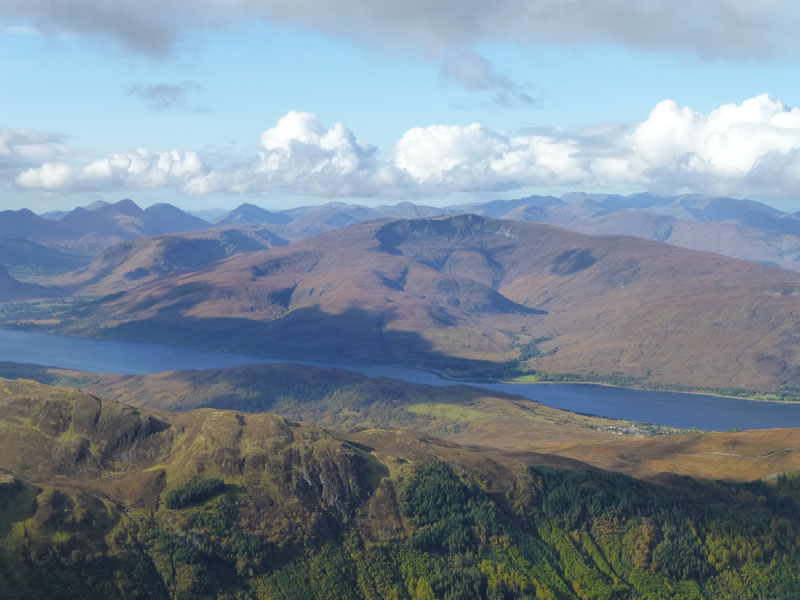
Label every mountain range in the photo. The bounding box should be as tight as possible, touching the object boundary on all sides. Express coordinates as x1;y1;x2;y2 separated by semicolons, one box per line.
6;193;799;273
3;194;799;394
12;213;798;392
469;193;800;273
217;194;800;271
53;225;288;295
0;199;209;257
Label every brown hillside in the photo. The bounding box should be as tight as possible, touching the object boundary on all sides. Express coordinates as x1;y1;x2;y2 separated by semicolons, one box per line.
80;364;800;483
33;214;800;390
53;224;288;294
508;206;800;272
3;362;798;483
0;377;382;515
0;377;587;522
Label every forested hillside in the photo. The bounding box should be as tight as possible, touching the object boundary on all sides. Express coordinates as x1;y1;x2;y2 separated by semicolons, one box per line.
2;378;800;599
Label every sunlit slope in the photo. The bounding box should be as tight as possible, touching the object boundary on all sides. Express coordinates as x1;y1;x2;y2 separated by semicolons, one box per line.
52;225;288;294
34;214;799;391
3;362;799;483
3;378;800;598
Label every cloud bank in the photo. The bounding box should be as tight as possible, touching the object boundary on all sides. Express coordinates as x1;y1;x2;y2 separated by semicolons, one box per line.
11;95;800;199
16;149;204;193
3;0;800;60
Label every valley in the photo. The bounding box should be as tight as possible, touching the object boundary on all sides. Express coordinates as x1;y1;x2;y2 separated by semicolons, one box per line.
1;196;800;600
2;328;800;430
9;9;800;598
3;357;800;483
2;212;797;394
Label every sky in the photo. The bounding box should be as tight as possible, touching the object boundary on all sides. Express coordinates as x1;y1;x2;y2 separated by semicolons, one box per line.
3;1;800;212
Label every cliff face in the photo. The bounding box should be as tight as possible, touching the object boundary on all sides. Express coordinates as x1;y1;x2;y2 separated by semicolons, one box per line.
0;379;378;516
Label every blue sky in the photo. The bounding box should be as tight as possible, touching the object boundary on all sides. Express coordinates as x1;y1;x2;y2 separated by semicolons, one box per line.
3;1;800;212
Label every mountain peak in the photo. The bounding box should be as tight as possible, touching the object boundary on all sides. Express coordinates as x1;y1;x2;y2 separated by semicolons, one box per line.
214;203;293;226
84;200;111;211
113;198;143;214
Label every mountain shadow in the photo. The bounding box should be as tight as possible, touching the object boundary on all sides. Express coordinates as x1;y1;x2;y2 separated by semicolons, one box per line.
101;305;498;372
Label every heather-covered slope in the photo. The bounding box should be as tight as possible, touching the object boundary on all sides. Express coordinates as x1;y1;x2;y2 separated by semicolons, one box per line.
3;361;800;484
31;214;800;391
2;378;800;599
53;225;288;294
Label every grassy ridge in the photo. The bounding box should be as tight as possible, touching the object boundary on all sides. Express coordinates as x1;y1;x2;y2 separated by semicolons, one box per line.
1;380;800;598
3;362;800;484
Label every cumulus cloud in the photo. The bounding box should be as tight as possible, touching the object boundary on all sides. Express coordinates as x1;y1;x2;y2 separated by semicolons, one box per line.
187;111;400;196
624;94;800;195
0;128;68;181
16;149;205;192
2;0;800;59
392;124;601;191
390;94;800;196
127;81;204;112
11;95;800;199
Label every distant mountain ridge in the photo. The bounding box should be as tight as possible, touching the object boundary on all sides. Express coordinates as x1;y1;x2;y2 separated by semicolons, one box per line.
187;194;800;270
456;193;800;271
0;237;90;278
6;193;798;280
32;214;800;391
54;224;289;294
213;202;293;226
0;199;210;255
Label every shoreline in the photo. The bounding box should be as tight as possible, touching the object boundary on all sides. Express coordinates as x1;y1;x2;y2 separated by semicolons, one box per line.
1;325;797;408
424;367;800;405
499;379;798;403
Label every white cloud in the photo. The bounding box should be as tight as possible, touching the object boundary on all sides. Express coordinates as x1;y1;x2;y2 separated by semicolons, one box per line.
2;0;800;60
630;95;800;176
392;124;617;191
251;111;390;196
174;111;397;197
0;128;66;165
394;123;508;184
16;149;205;192
11;95;800;199
625;94;800;194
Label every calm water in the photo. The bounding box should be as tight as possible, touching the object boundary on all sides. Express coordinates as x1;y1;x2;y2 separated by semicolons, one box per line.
2;328;799;431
